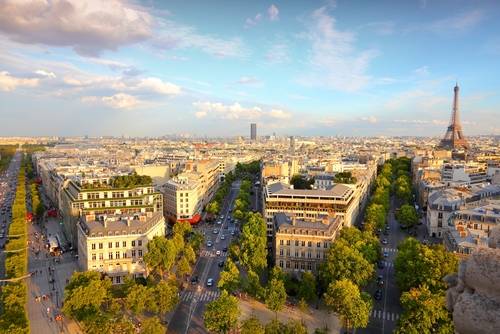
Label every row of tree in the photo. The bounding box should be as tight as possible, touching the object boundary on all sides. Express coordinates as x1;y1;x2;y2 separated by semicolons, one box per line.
0;144;17;172
394;238;458;333
0;161;29;333
364;162;392;233
206;171;236;216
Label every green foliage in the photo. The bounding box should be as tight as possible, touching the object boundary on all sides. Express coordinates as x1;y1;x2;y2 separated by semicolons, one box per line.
143;236;180;277
110;172;153;188
21;144;47;154
241;316;265;334
396;204;419;228
239;212;267;273
0;145;17;172
141;317;165;334
203;291;240;334
265;278;287;316
126;284;151;314
297;272;317;303
0;163;29;333
339;227;381;264
365;203;386;230
218;258;240;292
323;279;372;331
264;319;307;334
206;201;220;215
396;285;454;334
395;238;458;293
334;171;357;184
243;270;265;300
235;160;261;180
290;174;314;189
319;239;374;288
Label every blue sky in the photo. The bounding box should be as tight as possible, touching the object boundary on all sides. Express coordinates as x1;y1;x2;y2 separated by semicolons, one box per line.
0;0;499;137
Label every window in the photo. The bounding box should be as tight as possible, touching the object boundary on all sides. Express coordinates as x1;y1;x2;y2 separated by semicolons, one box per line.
316;252;321;259
279;261;283;268
115;242;119;248
307;241;312;247
132;250;136;257
91;254;96;261
115;251;120;259
99;243;103;249
122;241;126;247
108;242;113;249
286;249;290;256
286;240;290;246
115;276;121;284
295;251;299;257
301;262;305;270
438;212;443;219
91;243;96;250
307;262;312;271
317;242;321;248
286;261;290;268
301;251;305;258
132;241;136;247
308;252;312;258
324;242;328;248
123;252;127;258
138;250;143;257
295;240;299;246
301;241;305;247
99;253;104;260
280;240;284;245
280;249;284;256
294;262;299;269
108;252;113;260
138;240;142;247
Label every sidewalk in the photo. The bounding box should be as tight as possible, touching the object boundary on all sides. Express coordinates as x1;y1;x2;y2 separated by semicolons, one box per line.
239;298;341;333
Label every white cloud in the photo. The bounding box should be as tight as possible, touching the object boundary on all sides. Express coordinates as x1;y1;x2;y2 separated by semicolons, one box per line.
153;19;246;58
0;0;152;56
193;101;291;121
359;116;377;124
102;93;139;109
266;43;290;64
236;76;261;85
269;109;291;119
414;66;430;77
299;7;378;92
136;77;181;95
35;70;56;78
0;71;39;91
268;5;279;21
245;13;262;27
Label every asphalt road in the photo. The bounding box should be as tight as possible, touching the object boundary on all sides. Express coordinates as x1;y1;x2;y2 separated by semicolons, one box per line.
168;181;241;334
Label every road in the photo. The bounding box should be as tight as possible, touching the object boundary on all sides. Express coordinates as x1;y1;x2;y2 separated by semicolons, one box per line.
168;181;241;334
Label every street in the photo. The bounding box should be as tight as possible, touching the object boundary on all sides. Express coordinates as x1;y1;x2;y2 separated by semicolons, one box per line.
167;181;241;334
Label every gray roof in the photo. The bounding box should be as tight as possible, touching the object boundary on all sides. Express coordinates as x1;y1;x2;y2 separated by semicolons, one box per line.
79;211;164;237
267;182;353;199
274;212;342;236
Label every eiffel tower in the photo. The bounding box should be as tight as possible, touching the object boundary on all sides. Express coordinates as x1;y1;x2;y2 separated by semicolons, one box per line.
440;83;469;150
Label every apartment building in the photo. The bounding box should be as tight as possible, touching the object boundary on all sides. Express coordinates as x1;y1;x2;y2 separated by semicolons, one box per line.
77;211;165;284
427;185;500;238
273;213;343;273
441;162;488;186
60;175;163;245
443;200;500;256
163;160;219;223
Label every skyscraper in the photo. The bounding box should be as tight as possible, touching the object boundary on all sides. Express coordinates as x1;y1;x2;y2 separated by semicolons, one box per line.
250;123;257;140
440;83;469;150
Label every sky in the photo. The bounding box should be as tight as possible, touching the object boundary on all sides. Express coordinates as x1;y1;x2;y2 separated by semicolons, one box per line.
0;0;499;137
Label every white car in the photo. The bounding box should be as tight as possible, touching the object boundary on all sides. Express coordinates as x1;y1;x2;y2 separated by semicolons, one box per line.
206;278;214;287
220;235;225;240
216;250;221;256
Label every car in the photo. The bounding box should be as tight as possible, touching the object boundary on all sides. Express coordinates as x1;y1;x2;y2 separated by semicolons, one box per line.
383;251;389;258
377;275;383;282
218;261;224;268
190;275;199;284
220;235;225;240
206;278;214;287
374;290;383;301
382;239;388;245
383;230;389;236
230;230;235;236
216;250;221;256
385;225;390;230
0;234;4;238
207;241;213;247
213;229;219;234
378;261;385;269
378;280;384;287
216;220;222;225
222;247;228;252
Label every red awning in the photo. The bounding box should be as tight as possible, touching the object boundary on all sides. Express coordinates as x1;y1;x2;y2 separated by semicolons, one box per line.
177;213;202;225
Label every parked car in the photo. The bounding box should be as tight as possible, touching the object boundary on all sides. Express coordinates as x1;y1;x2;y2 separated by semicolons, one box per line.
207;241;213;247
206;278;214;287
220;235;225;240
382;239;388;245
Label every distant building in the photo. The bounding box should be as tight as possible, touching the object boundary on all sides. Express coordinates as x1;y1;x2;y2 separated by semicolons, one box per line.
250;123;257;141
443;200;500;257
441;162;488;186
77;211;165;284
273;213;343;273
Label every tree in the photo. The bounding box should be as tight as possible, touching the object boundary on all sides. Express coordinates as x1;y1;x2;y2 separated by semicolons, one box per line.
365;203;386;230
334;172;357;184
173;220;192;239
141;317;166;334
339;227;380;264
62;271;112;321
297;271;317;303
177;255;191;278
241;316;265;334
290;174;313;189
396;204;418;229
244;270;265;299
144;236;178;276
264;319;286;334
265;278;287;318
218;258;240;292
151;280;179;316
239;212;267;273
323;279;372;332
203;291;240;334
206;201;220;215
396;285;454;334
126;284;150;314
394;238;458;293
320;240;374;288
184;244;196;264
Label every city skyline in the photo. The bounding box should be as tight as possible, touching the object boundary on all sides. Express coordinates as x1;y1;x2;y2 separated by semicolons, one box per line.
1;0;500;137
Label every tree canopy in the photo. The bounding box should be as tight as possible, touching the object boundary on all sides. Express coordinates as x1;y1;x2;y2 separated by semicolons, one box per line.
203;291;240;334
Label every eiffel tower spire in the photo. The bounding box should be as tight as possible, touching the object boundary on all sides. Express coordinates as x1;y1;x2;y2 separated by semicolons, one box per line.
439;83;469;150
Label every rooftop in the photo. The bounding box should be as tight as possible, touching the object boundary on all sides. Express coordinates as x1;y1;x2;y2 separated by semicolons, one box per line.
274;212;343;236
267;181;354;199
79;211;164;237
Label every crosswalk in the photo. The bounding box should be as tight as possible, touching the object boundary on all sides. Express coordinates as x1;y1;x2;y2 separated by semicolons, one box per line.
180;290;220;303
382;247;397;253
200;250;228;258
382;260;394;268
370;309;400;322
